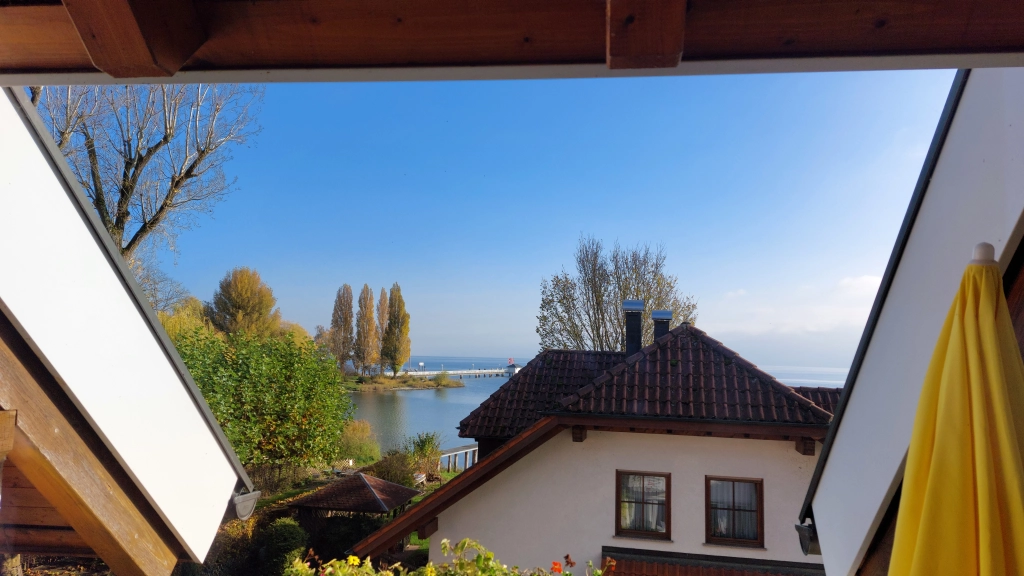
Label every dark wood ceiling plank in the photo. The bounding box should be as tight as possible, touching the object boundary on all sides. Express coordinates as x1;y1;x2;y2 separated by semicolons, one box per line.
190;0;605;69
0;315;178;576
2;1;1024;78
0;6;92;71
60;0;205;77
606;0;687;69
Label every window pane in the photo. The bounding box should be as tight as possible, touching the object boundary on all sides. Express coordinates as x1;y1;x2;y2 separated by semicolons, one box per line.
643;476;666;504
643;503;666;532
735;511;758;540
710;508;730;537
621;474;643;502
621;502;641;530
734;482;758;511
710;480;732;508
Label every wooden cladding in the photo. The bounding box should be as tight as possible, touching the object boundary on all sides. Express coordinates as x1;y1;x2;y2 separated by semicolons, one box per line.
6;0;1024;76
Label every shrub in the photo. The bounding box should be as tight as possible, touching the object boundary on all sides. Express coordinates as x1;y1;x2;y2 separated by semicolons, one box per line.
430;371;451;387
338;420;381;465
260;518;309;576
369;449;416;487
173;328;352;473
406;432;442;475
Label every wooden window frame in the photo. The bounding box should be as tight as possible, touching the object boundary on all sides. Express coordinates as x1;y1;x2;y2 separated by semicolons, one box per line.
705;475;765;548
615;470;671;540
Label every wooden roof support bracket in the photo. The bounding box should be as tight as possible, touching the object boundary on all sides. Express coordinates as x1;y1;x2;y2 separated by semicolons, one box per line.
606;0;686;69
60;0;206;77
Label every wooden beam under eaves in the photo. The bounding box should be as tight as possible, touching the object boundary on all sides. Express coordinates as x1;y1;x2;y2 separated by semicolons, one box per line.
0;313;179;576
606;0;687;69
60;0;206;77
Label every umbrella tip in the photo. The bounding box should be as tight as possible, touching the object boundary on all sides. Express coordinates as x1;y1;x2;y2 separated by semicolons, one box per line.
972;242;996;264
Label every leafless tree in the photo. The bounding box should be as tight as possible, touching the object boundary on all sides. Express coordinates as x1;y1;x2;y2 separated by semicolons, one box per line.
33;84;263;265
537;236;697;351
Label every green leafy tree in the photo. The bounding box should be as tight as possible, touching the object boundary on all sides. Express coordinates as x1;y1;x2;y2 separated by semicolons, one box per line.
205;267;282;337
330;285;354;370
173;327;351;468
381;283;411;378
352;284;378;375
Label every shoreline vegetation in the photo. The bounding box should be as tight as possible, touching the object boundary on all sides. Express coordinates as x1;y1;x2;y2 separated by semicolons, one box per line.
342;371;466;392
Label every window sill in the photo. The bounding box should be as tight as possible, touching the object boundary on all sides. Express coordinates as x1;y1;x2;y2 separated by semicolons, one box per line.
613;535;673;543
702;542;766;551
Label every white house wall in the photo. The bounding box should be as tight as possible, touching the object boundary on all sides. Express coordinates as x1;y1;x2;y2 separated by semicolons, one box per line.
810;67;1024;576
0;92;239;561
431;430;822;570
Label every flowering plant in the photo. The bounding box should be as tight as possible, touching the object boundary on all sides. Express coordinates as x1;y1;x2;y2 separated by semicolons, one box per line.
285;538;616;576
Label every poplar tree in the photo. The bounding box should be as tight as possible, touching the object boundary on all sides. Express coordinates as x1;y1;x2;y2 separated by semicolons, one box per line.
376;287;389;375
330;285;354;370
382;283;412;378
353;284;378;375
205;267;282;337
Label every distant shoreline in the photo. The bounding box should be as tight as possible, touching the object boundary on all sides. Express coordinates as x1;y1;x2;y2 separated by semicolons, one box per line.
342;373;467;393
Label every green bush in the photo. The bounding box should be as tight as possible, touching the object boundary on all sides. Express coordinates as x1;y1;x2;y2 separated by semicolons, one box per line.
369;449;416;487
406;432;442;475
173;328;352;470
430;371;451;387
338;420;381;465
260;518;309;576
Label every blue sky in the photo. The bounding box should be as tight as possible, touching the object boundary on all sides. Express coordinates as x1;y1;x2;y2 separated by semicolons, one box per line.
160;69;956;369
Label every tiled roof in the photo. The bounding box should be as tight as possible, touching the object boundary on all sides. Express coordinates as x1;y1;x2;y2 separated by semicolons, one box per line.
791;386;843;415
560;324;833;426
459;349;625;439
288;473;419;513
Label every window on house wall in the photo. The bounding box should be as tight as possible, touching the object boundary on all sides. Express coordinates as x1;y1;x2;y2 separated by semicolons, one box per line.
616;471;670;539
706;476;764;547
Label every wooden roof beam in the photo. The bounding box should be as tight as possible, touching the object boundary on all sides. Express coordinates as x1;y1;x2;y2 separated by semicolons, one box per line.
0;313;179;576
606;0;686;69
60;0;205;77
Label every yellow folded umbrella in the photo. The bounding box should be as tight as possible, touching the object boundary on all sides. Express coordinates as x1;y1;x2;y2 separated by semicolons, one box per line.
890;243;1024;576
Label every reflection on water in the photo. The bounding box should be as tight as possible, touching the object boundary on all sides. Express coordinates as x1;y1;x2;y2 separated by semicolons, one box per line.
351;373;508;451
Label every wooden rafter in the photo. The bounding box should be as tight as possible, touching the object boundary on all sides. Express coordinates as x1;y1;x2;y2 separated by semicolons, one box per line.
606;0;687;69
59;0;205;77
0;313;179;576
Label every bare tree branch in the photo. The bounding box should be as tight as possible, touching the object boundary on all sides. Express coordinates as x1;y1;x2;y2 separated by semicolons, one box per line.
537;235;698;352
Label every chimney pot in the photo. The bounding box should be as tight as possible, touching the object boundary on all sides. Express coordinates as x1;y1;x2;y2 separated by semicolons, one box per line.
623;300;643;356
653;310;672;340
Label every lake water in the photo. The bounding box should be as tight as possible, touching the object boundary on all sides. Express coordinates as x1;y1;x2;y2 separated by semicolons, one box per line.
350;356;848;452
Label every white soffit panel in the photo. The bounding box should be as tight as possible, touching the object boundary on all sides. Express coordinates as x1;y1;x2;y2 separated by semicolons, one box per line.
811;68;1024;576
0;92;238;561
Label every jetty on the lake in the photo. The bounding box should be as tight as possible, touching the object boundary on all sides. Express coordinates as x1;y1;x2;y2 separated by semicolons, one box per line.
401;363;524;378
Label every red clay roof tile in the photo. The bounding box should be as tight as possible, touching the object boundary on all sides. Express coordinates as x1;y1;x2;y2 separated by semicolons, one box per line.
288;473;419;514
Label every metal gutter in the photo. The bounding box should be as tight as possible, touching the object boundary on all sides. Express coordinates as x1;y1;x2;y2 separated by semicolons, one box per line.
797;69;971;523
1;86;255;495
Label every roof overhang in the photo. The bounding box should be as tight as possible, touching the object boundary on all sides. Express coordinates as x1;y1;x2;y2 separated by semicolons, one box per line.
0;85;255;569
4;0;1024;84
800;67;1024;576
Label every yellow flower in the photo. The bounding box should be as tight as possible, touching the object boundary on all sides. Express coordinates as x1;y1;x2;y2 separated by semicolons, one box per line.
347;556;361;567
426;566;437;576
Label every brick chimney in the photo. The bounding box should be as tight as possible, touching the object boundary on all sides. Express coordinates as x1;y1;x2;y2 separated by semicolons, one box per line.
652;310;672;340
623;300;644;356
